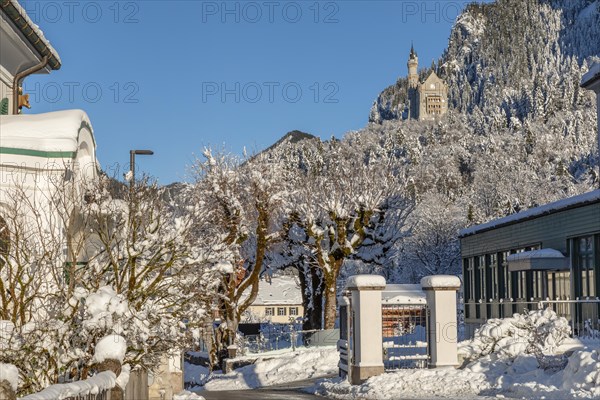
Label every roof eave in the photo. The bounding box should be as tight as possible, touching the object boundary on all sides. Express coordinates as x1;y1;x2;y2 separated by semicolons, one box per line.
459;196;600;239
0;0;61;70
581;74;600;90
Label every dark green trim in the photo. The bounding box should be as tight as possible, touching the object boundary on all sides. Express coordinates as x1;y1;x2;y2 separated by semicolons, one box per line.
0;98;8;115
64;261;89;266
78;120;96;148
0;147;76;159
0;1;61;70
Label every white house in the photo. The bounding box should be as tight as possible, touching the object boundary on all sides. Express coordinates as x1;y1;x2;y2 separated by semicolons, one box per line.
0;0;61;115
244;275;305;324
0;0;97;266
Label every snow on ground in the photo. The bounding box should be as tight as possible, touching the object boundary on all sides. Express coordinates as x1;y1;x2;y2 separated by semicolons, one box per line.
185;363;210;387
200;346;338;391
174;390;206;400
312;367;491;399
312;310;600;399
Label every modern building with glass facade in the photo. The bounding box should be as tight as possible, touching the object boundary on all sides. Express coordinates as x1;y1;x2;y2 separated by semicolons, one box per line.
459;191;600;335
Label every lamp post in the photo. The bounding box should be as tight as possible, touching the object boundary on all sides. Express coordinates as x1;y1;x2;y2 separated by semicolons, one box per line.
129;149;154;185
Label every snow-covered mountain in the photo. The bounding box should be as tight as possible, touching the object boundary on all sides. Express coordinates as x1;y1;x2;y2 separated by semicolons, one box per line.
370;0;600;126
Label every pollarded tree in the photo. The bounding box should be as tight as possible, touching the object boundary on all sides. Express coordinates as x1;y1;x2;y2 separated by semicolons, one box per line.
289;139;413;329
193;149;287;347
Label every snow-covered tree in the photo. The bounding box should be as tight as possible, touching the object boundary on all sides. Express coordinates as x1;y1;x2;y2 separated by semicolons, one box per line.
193;149;287;349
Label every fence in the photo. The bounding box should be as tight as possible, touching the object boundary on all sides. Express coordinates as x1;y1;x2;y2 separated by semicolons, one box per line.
381;304;429;370
241;327;339;354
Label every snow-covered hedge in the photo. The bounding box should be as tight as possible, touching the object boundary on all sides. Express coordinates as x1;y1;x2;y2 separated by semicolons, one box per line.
459;308;571;360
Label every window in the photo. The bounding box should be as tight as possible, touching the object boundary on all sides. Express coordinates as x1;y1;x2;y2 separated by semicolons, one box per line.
489;254;498;300
477;255;486;301
464;258;475;301
265;307;274;316
426;96;443;115
502;251;511;299
277;307;286;316
289;307;298;316
574;236;595;297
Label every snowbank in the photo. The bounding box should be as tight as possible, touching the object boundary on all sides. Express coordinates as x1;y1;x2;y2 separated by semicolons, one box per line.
459;308;571;360
312;367;491;399
174;391;206;400
184;363;210;387
92;335;127;364
314;309;600;399
202;346;338;391
0;363;19;391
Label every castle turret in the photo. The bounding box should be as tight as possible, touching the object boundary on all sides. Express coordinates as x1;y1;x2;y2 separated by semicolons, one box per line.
407;44;419;88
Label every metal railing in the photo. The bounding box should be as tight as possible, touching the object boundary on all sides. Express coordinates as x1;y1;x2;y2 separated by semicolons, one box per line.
540;299;600;340
464;298;600;340
240;328;339;354
381;304;429;370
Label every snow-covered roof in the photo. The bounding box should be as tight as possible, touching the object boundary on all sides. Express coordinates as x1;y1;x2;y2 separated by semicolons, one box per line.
0;110;95;158
459;190;600;237
245;275;303;306
382;284;426;305
506;249;569;272
581;63;600;89
1;0;61;69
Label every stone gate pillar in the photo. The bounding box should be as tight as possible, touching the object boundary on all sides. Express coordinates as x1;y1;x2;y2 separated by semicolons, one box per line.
346;275;386;384
421;275;461;368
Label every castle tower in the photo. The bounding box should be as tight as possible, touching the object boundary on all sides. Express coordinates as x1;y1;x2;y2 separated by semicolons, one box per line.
407;44;419;89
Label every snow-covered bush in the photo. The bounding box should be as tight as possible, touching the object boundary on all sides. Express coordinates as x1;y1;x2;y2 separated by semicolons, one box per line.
0;175;223;395
460;308;571;360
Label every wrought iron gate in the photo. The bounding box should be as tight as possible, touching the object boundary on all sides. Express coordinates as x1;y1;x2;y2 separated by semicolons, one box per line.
382;303;429;370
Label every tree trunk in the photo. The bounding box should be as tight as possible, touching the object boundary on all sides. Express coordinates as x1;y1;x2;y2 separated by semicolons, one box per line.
298;264;324;332
323;282;337;330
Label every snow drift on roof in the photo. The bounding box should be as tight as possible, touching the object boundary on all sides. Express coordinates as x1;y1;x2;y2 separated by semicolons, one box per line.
506;249;565;261
0;110;93;154
242;275;302;305
459;190;600;237
382;284;426;305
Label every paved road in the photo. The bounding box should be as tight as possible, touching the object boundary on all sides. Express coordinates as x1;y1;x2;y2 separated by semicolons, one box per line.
200;377;324;399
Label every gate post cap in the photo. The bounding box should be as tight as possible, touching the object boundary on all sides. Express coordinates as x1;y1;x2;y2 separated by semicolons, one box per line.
346;275;386;290
421;275;461;290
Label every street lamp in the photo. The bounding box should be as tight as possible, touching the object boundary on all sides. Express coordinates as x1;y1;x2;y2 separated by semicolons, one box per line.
129;149;154;185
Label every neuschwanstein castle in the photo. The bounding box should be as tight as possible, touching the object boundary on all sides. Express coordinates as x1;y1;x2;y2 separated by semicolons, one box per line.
407;46;448;121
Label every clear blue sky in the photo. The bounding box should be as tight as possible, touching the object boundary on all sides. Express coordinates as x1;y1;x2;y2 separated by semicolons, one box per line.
22;0;473;183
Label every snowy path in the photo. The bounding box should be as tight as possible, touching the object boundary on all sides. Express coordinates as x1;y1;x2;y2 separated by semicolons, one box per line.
200;376;497;399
